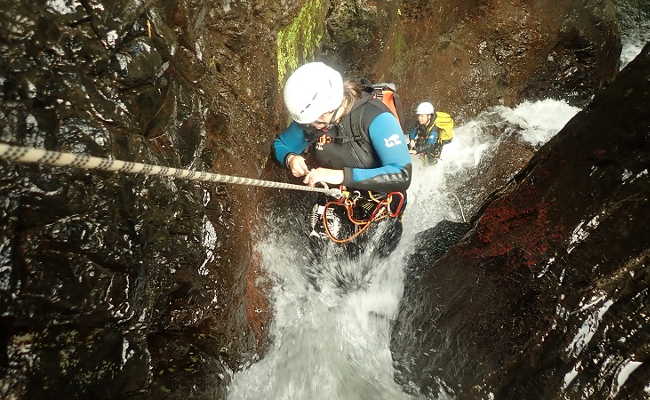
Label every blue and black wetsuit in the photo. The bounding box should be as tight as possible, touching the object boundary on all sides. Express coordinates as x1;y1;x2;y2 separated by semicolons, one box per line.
408;121;439;157
274;96;412;196
274;96;411;253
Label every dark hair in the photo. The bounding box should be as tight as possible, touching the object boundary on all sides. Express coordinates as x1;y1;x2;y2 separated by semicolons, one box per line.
340;80;362;116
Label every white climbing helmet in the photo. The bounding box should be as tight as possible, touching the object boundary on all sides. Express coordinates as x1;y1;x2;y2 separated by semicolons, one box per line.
283;62;344;124
415;101;435;115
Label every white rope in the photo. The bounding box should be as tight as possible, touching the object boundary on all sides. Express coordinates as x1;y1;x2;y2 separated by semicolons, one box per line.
0;142;341;198
452;192;467;223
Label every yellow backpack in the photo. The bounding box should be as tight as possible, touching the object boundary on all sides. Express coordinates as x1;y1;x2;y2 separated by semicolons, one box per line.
434;111;454;142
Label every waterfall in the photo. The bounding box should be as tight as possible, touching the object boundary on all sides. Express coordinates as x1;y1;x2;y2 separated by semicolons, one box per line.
619;0;650;68
226;100;581;399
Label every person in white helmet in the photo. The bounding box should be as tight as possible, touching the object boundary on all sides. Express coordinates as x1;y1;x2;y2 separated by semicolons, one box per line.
408;101;454;164
273;62;411;253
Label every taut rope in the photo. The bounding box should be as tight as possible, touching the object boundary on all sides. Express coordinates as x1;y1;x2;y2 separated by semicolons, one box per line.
0;143;341;198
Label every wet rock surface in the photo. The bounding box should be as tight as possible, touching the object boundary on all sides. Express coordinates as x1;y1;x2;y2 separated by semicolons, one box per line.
447;111;540;218
0;0;304;398
392;45;650;400
324;0;621;124
0;0;639;399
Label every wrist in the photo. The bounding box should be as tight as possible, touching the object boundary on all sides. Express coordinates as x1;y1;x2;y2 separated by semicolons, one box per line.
285;153;298;168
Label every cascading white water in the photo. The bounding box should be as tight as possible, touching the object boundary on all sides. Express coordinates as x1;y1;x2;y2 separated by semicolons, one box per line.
619;1;650;69
226;99;581;400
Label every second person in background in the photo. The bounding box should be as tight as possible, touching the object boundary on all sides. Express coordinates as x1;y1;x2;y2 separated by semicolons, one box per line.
408;101;455;164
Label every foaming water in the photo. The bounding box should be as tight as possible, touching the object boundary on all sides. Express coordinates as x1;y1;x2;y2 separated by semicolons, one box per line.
496;100;581;146
227;229;413;400
227;99;579;399
618;1;650;69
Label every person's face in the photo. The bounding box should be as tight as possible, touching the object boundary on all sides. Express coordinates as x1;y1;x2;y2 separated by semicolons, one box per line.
417;114;431;125
309;110;335;131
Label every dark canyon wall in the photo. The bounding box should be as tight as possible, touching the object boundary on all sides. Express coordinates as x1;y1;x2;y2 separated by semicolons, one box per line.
0;1;305;398
392;44;650;400
0;0;627;399
324;0;621;123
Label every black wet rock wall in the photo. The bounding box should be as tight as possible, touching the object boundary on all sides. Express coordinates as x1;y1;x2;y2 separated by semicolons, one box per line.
392;44;650;400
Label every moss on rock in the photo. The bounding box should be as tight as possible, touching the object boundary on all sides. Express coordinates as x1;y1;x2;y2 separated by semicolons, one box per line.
276;0;327;87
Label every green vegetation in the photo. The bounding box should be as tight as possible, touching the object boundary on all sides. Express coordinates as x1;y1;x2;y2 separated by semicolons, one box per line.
393;29;407;58
276;0;327;88
389;29;409;80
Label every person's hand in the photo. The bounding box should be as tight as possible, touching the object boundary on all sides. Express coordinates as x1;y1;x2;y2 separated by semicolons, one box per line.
409;139;415;149
286;154;309;177
409;149;417;154
303;168;344;187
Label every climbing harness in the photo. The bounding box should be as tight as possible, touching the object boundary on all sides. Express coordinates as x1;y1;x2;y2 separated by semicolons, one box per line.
320;189;405;244
0;143;342;198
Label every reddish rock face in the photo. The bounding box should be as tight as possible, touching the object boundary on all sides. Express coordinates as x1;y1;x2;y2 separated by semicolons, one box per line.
325;0;620;122
392;45;649;400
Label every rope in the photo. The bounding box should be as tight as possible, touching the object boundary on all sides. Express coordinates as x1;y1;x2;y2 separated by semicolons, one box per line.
322;191;405;243
452;192;467;222
0;142;342;198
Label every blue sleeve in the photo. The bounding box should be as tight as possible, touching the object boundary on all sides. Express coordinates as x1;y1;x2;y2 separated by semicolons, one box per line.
408;127;417;140
343;112;412;192
273;122;309;166
426;127;439;145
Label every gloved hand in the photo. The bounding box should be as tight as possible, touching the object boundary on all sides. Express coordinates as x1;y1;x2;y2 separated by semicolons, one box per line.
303;168;344;187
286;154;310;177
409;139;415;149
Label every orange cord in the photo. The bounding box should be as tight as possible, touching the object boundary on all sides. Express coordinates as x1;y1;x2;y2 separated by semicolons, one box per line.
322;191;405;244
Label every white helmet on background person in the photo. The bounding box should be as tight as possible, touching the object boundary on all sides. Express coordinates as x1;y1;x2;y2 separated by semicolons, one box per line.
283;62;344;124
415;101;435;115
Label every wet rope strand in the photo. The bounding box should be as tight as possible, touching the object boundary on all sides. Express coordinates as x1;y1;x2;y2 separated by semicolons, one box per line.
452;192;467;222
0;143;340;197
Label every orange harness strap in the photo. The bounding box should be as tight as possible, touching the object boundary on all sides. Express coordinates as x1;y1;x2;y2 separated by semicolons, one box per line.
322;190;405;244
